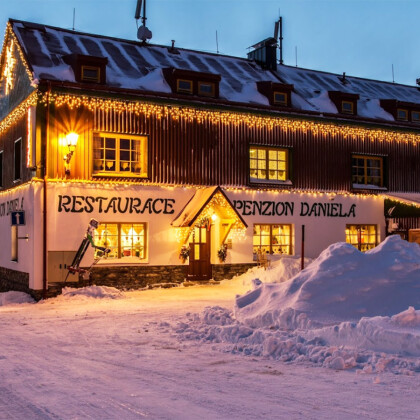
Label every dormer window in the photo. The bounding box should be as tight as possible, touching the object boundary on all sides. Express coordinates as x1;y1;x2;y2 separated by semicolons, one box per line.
81;65;101;83
63;53;108;84
198;82;215;96
412;111;420;123
380;99;420;123
341;100;354;114
397;109;408;121
163;68;220;99
257;82;293;108
177;79;193;94
328;91;359;116
273;91;288;106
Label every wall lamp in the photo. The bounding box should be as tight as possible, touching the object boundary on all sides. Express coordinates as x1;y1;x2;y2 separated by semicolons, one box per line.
63;132;79;175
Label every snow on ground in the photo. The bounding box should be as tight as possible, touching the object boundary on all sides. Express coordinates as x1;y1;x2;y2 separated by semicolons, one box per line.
0;235;419;419
0;290;34;306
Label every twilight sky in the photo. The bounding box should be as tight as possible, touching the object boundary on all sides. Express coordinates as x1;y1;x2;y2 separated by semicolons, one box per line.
1;0;419;86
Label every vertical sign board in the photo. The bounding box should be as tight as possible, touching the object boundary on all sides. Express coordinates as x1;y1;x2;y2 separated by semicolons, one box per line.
11;211;25;226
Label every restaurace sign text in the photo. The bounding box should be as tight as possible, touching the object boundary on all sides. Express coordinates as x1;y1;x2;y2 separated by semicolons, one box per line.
58;195;176;214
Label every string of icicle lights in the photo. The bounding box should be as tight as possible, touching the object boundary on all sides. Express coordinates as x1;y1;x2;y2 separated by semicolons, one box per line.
36;92;420;145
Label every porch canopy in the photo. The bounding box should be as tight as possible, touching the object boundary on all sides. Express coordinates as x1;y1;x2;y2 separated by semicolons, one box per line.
172;186;247;229
383;193;420;208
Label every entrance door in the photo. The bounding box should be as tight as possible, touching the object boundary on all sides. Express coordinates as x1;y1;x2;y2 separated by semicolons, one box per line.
187;226;212;281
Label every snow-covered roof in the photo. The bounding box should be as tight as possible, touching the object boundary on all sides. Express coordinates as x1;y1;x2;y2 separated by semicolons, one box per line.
9;19;420;122
171;186;247;228
172;187;219;227
275;65;420;120
10;19;278;107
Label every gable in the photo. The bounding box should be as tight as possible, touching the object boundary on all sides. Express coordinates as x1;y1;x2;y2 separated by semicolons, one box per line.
0;24;35;121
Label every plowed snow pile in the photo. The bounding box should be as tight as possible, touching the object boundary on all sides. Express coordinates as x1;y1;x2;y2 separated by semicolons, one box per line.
175;236;420;373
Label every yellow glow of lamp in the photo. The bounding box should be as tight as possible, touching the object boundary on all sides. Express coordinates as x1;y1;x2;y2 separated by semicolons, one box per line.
63;132;79;175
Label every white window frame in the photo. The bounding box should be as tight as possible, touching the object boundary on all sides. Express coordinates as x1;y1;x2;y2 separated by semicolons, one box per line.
92;132;148;178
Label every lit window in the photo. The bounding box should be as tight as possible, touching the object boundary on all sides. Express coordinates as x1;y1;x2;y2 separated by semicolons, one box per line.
352;155;383;187
0;151;3;187
81;65;101;83
250;147;288;182
198;82;215;97
345;224;377;252
11;225;18;261
411;111;420;123
94;223;147;260
397;109;408;121
93;133;148;177
14;138;21;181
177;79;193;94
341;101;354;114
253;224;292;255
273;92;288;106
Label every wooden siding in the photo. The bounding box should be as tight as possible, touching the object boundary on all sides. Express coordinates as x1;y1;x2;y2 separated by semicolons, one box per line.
0;114;32;189
46;104;420;193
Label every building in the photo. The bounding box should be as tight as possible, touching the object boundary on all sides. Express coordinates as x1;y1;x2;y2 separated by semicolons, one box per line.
1;19;420;299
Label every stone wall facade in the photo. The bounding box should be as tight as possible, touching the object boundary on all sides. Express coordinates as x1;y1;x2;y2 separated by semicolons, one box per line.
0;266;30;294
1;263;257;301
212;263;256;281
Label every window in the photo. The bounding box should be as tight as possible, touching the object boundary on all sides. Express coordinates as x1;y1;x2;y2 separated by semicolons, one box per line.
250;147;288;182
0;151;3;187
273;91;288;106
93;133;148;177
412;111;420;123
253;224;292;255
345;224;377;252
14;138;22;181
11;225;18;261
352;155;383;187
177;79;193;94
81;65;100;83
94;223;147;260
397;108;408;121
198;82;215;97
341;100;354;114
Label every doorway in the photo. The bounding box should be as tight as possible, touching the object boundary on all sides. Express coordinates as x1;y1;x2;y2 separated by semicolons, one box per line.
187;225;211;281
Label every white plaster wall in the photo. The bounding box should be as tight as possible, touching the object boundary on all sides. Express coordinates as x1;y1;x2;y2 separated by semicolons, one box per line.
47;183;195;267
0;182;40;288
225;190;385;260
46;183;385;271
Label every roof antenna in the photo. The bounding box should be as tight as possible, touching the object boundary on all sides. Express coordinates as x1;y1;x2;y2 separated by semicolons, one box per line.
216;30;219;54
72;8;75;31
295;46;298;67
135;0;152;42
274;16;283;65
392;64;395;83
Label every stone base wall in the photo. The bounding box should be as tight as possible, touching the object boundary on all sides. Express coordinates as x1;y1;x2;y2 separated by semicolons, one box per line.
0;266;30;295
89;265;189;289
212;263;256;281
1;263;257;301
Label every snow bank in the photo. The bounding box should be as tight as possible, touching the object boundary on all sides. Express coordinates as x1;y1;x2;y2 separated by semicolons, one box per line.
0;291;34;306
235;236;420;328
235;255;312;287
174;236;420;374
60;285;124;299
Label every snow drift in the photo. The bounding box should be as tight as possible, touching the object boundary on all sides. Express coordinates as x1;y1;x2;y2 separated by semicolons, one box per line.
0;291;34;306
175;236;420;373
235;235;420;329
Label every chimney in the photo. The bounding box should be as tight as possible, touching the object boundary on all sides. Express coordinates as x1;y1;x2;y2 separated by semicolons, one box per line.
247;37;277;71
